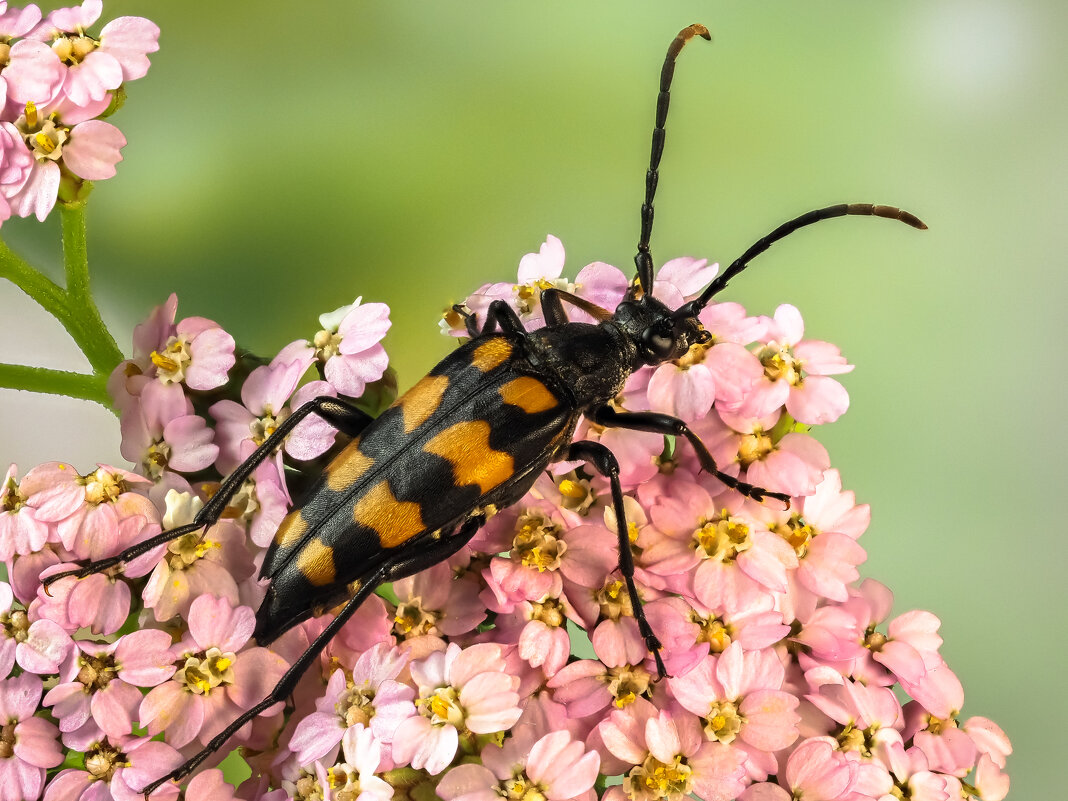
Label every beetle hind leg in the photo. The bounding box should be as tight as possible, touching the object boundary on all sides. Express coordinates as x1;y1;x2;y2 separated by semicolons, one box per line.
43;396;375;589
566;440;668;679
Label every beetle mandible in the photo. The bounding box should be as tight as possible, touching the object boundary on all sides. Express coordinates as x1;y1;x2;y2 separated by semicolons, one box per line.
44;22;925;794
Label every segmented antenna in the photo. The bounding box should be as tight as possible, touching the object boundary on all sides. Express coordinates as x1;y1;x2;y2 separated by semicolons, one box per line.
679;203;927;315
633;23;711;297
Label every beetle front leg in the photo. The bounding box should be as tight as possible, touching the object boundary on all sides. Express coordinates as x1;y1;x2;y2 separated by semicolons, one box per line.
585;405;791;507
566;439;667;679
44;396;375;588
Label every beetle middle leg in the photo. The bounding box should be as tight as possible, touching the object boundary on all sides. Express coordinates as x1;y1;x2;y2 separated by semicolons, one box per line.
566;439;668;679
585;405;791;507
540;288;613;327
43;395;375;587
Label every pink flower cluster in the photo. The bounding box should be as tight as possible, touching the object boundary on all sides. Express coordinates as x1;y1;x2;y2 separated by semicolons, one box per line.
0;0;159;224
0;235;1009;800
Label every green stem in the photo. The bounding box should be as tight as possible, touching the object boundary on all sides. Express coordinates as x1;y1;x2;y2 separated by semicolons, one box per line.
60;204;123;373
0;363;111;407
0;236;69;322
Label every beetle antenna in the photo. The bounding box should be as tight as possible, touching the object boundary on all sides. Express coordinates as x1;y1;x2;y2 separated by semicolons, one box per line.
632;23;711;300
677;203;927;316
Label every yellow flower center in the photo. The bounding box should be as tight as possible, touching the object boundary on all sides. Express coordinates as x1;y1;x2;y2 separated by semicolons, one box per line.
624;755;693;801
512;512;566;572
149;336;193;384
81;468;126;506
704;700;743;744
393;598;440;638
695;615;733;653
737;429;774;467
754;341;802;385
52;33;98;65
606;664;652;708
781;515;816;557
693;514;751;563
418;686;465;728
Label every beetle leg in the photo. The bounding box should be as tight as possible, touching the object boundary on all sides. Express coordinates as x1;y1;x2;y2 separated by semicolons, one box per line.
451;303;481;338
566;439;667;679
541;288;570;327
541;288;613;326
585;405;792;508
139;514;487;795
43;396;375;588
480;299;528;336
138;561;392;796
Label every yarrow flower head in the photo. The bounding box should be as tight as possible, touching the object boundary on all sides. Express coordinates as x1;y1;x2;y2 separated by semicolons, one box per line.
1;225;1009;801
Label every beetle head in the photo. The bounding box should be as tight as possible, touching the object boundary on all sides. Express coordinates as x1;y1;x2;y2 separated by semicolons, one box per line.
614;294;711;367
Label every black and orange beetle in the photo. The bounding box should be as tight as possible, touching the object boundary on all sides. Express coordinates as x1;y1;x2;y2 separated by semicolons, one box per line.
44;23;925;793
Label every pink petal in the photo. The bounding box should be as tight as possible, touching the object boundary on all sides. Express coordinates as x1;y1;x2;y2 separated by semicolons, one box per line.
517;235;565;283
10;160;58;221
786;376;849;425
63;119;125;180
437;763;499;801
325;344;389;396
338;302;392;353
739;690;800;752
163;415;218;472
184;326;236;391
645;713;682;764
63;50;123;106
772;304;804;345
100;16;160;81
3;40;62;103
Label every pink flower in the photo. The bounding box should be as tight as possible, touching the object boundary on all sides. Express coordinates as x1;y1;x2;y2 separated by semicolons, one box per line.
31;0;159;108
8;102;127;220
43;735;183;801
288;643;415;767
0;121;34;224
391;643;523;774
0;673;63;800
873;737;949;801
450;235;629;334
1;27;65;107
747;737;856;801
0;464;50;559
139;594;289;749
392;561;486;639
109;296;236;400
26;462;156;561
668;643;801;778
119;381;218;481
438;729;600;801
760;469;869;604
274;296;392;398
314;725;394;801
598;699;748;801
738;305;853;425
647;477;797;610
141;490;254;623
646;301;765;422
210;359;337;474
43;629;174;739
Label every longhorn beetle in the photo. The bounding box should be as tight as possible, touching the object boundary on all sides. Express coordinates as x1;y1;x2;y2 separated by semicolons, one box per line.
45;23;925;794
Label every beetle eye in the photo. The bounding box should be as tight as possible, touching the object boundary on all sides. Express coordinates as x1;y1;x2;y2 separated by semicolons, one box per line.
696;329;712;345
641;325;676;361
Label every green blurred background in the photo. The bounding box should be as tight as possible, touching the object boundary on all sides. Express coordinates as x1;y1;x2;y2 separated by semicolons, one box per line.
1;0;1062;796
